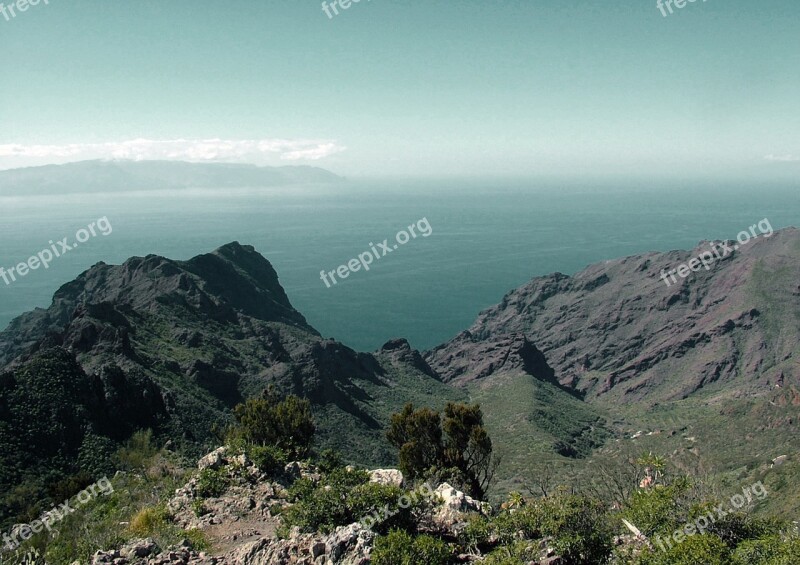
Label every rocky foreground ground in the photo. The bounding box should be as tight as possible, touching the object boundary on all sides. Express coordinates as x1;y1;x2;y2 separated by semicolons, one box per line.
89;447;511;565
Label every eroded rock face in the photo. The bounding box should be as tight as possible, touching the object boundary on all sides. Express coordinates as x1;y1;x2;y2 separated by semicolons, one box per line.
426;332;562;390
377;338;440;379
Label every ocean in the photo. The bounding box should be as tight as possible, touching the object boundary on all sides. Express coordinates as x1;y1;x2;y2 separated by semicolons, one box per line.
1;178;797;352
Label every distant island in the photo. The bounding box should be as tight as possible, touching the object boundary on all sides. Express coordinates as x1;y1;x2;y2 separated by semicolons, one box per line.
0;159;343;196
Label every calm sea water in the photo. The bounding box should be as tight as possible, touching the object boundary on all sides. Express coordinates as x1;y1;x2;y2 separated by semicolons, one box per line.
1;179;797;352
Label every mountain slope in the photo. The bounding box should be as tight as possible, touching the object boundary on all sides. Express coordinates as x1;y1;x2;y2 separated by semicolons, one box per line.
0;243;459;470
425;227;800;500
427;227;800;405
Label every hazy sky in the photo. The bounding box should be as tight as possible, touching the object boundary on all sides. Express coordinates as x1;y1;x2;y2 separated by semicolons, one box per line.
1;0;798;177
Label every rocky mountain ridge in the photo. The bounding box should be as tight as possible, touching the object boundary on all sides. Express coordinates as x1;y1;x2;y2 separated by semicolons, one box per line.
427;227;800;405
0;242;459;480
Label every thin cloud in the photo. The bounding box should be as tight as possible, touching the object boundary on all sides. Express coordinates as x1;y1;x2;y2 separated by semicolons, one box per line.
0;138;346;165
764;154;800;163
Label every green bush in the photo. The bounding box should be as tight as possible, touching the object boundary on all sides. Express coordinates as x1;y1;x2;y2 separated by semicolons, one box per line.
372;529;452;565
196;467;229;498
191;499;208;517
733;535;800;565
387;402;499;500
460;491;612;564
114;429;160;471
280;468;431;535
621;478;693;538
247;444;287;475
637;533;732;565
77;434;118;477
482;540;543;564
702;512;780;548
231;388;315;459
317;448;343;474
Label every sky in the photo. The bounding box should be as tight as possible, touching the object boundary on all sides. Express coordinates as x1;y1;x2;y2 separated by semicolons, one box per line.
0;0;798;177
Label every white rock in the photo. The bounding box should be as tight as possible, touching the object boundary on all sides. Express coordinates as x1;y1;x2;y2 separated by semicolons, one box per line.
369;469;404;487
198;447;227;470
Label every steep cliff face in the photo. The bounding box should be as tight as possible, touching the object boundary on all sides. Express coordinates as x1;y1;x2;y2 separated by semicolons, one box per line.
427;228;800;404
0;242;313;368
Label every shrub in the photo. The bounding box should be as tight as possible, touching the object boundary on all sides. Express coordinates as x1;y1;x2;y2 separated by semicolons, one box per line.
317;448;343;474
47;472;94;504
114;429;160;470
191;499;208;517
621;478;693;538
702;512;780;548
460;514;493;554
247;444;287;475
637;533;732;565
280;468;430;535
231;388;315;459
733;535;800;565
77;434;118;477
461;491;612;564
129;505;171;537
372;529;452;565
387;404;443;481
183;529;211;552
280;468;372;533
196;467;229;498
482;540;543;564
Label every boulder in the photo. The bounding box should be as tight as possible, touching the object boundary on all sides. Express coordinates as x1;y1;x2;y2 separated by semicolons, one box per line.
368;469;403;487
120;538;159;559
198;447;227;471
431;482;489;531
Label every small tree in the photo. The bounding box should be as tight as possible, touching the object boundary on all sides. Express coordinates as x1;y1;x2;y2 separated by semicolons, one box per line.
386;404;443;481
442;402;499;500
232;386;315;459
387;402;499;499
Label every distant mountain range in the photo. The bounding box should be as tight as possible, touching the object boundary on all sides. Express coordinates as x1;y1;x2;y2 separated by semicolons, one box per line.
0;160;343;195
1;228;798;512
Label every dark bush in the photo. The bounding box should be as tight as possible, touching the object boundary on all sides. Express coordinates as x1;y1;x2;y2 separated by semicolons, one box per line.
372;529;452;565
